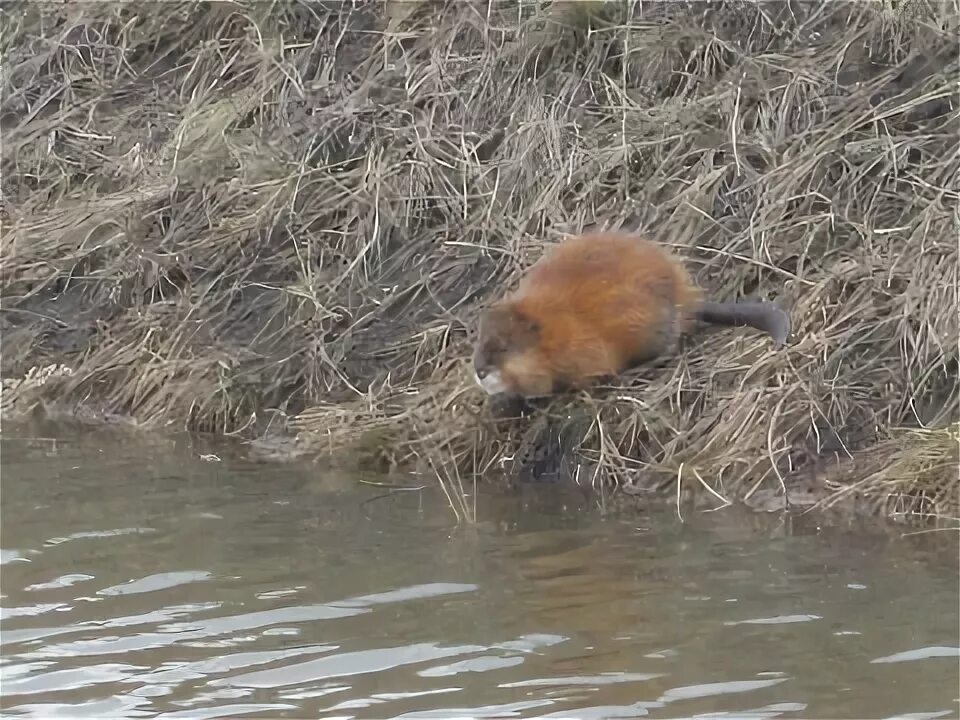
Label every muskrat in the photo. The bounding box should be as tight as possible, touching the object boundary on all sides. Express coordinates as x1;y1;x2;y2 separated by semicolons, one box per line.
473;231;791;399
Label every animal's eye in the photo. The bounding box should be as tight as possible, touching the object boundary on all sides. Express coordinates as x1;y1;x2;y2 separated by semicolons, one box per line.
485;340;503;356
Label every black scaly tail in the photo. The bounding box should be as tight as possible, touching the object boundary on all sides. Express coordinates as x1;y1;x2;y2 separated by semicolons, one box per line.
696;300;791;348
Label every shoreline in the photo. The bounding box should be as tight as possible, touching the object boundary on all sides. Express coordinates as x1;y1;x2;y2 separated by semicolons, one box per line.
3;1;957;527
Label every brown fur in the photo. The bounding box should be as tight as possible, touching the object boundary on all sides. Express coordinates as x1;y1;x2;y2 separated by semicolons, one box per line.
473;231;790;399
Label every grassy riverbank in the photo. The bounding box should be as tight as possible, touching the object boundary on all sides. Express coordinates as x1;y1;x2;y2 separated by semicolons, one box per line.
3;1;957;525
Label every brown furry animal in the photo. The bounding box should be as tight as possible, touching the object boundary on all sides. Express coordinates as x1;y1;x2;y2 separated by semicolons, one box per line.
473;231;791;399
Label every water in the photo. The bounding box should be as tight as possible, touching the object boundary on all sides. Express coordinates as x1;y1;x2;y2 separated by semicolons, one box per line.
1;423;958;719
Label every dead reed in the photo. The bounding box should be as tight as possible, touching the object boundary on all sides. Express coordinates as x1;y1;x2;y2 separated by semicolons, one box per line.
2;0;957;525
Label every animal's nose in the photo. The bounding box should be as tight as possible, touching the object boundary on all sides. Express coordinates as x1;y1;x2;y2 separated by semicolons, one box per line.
473;356;491;379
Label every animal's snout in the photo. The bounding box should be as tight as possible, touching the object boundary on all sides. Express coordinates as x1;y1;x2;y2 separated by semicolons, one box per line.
472;352;492;378
472;358;507;396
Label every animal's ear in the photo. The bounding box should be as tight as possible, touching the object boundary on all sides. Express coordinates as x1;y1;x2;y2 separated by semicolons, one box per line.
482;303;509;328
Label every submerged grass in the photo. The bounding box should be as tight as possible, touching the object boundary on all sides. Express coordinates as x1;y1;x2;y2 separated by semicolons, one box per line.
2;1;958;525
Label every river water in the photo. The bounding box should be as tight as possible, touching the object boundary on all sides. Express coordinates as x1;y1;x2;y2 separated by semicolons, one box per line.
1;422;958;719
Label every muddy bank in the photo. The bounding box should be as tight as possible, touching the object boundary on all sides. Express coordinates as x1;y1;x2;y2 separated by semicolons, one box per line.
2;1;958;524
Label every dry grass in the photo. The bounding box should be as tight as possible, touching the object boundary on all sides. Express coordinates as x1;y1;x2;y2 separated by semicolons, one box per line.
2;0;958;525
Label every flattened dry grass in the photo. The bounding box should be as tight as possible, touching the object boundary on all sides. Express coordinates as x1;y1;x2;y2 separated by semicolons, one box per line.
2;0;958;524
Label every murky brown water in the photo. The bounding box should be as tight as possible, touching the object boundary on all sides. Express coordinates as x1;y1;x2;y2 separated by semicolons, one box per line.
1;422;958;719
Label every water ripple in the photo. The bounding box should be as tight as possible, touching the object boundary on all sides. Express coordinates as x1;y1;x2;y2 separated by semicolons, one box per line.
871;646;960;664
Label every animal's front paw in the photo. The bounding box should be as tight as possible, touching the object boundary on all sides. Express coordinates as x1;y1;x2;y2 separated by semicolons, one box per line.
488;393;529;420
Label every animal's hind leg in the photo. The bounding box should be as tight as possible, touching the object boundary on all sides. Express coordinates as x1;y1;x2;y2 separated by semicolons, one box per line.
624;297;681;370
621;268;683;368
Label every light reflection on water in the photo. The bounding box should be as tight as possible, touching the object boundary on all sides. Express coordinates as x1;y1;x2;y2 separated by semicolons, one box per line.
0;423;958;719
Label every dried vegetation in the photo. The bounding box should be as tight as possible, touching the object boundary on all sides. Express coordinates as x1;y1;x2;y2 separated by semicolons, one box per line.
2;1;958;525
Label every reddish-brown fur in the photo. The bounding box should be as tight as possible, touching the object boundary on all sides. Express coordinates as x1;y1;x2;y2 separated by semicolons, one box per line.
473;231;785;399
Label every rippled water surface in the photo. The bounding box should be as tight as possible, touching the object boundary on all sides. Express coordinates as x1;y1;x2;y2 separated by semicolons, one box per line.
1;423;958;719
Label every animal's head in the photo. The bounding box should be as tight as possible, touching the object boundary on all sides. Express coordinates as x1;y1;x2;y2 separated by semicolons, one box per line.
473;302;553;398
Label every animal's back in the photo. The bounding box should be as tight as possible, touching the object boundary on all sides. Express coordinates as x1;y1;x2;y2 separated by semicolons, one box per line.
511;232;701;380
